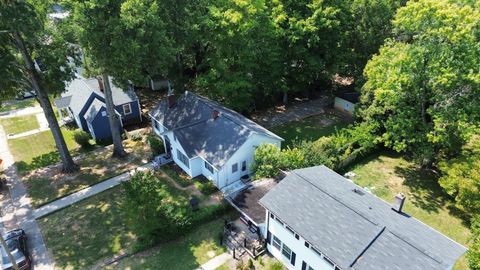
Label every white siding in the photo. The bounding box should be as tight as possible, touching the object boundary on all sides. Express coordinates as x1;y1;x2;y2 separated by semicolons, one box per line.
334;97;355;115
216;134;282;188
190;156;203;177
266;210;339;270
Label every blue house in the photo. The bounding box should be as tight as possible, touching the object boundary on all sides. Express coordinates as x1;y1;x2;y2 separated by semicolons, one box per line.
54;76;142;141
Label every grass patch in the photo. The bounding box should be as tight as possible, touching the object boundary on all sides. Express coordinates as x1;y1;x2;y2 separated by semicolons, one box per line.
268;112;350;147
8;128;78;165
162;164;193;187
38;186;136;270
0;115;40;134
24;140;150;208
0;99;37;113
107;218;228;270
347;149;471;270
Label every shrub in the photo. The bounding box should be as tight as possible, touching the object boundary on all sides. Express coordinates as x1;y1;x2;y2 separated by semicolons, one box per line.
146;134;165;156
73;130;91;148
194;180;218;196
130;131;142;141
123;171;190;250
246;258;254;270
252;144;282;178
468;215;480;270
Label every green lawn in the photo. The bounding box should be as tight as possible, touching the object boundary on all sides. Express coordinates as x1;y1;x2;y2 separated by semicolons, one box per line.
269;112;350;147
38;187;136;270
0;99;37;113
24;140;150;208
39;184;229;270
0;115;40;134
108;218;227;270
7;128;77;164
347;150;471;270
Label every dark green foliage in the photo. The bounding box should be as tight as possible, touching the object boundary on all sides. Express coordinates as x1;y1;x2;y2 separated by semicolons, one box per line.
123;171;231;251
73;130;91;149
468;215;480;270
194;180;218;196
123;171;191;249
15;151;61;175
146;134;165;156
253;123;378;178
130;131;142;142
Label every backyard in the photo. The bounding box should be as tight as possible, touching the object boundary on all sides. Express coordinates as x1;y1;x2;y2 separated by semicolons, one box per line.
38;173;231;270
347;150;471;270
268;110;350;147
0;115;40;134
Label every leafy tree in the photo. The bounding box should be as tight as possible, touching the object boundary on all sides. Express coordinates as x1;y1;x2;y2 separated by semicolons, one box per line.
360;0;480;165
196;0;285;112
252;143;283;178
341;0;405;82
439;135;480;214
0;0;78;172
468;215;480;270
122;171;190;248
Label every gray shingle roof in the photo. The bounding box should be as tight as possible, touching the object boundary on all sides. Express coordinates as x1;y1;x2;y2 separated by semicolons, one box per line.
259;166;467;270
150;91;283;168
55;76;137;116
53;95;72;108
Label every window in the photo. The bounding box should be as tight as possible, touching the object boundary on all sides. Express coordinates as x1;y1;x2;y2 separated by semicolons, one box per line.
232;163;238;173
281;244;292;260
302;262;315;270
304;241;310;248
311;247;322;257
286;226;295;235
204;161;213;173
123;103;132;115
101;111;107;117
241;161;247;171
295;234;300;240
323;256;334;267
276;218;284;226
177;149;189;168
272;236;281;250
270;213;275;219
308;266;315;270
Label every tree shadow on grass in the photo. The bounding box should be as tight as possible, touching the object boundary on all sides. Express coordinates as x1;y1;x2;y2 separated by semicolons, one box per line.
394;165;470;226
16;151;60;174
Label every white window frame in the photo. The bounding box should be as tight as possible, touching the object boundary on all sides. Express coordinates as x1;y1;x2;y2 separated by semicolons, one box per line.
282;243;292;260
205;161;214;173
176;149;189;168
241;160;247;171
272;235;282;250
123;103;132;115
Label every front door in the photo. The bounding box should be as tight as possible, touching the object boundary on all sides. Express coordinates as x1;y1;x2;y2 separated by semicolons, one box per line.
164;138;172;156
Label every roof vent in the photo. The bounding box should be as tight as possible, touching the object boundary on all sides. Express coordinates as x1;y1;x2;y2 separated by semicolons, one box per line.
97;77;104;92
212;110;219;120
167;94;175;108
392;193;406;213
353;188;365;196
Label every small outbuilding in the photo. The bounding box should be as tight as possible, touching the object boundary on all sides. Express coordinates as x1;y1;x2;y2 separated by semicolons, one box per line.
334;91;360;116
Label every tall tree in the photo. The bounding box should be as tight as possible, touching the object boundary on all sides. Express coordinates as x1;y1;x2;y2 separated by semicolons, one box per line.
359;0;480;165
0;0;79;172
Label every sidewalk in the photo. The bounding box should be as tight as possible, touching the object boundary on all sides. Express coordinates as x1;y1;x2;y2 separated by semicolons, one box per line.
33;163;153;219
0;124;54;270
0;105;43;119
196;252;230;270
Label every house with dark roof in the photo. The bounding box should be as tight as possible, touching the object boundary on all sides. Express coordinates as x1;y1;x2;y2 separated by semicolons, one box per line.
149;91;283;191
259;166;467;270
54;76;141;141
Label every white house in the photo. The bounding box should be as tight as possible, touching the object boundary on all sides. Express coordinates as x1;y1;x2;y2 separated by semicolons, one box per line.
149;91;283;191
333;91;360;116
259;166;467;270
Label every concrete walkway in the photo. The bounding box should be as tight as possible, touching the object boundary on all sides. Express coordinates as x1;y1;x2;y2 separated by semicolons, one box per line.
7;127;50;139
0;124;54;270
196;252;231;270
251;96;333;128
0;105;43;119
33;163;153;219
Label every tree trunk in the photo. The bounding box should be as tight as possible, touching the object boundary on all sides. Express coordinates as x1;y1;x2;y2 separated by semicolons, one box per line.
282;91;288;105
13;31;79;173
101;73;127;158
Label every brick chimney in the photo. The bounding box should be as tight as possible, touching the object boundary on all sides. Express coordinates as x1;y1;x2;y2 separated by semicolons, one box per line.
212;110;219;120
97;77;104;92
392;193;406;213
167;95;175;108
